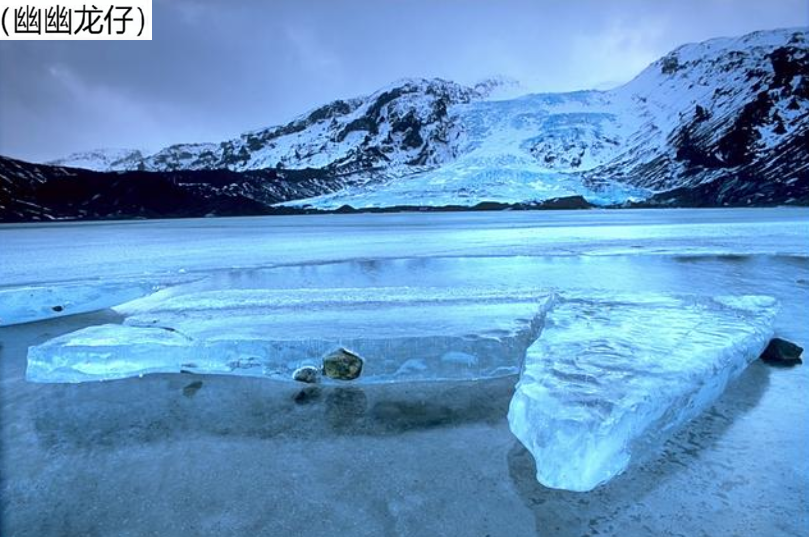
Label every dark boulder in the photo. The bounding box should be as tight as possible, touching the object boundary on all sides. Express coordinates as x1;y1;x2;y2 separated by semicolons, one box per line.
292;365;321;384
323;348;364;381
760;338;803;366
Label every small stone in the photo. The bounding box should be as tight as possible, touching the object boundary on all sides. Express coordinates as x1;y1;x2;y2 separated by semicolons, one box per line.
292;365;321;384
760;338;803;366
51;305;64;312
322;348;364;381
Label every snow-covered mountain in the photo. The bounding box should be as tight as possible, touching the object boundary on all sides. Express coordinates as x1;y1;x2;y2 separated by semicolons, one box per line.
28;27;809;211
51;78;502;175
292;27;809;208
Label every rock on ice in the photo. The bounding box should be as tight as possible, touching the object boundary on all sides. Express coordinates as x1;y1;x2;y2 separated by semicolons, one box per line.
27;288;554;383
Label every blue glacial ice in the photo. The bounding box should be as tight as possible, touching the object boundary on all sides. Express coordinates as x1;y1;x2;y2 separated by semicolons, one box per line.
507;292;778;492
25;285;780;492
27;287;554;383
0;280;162;327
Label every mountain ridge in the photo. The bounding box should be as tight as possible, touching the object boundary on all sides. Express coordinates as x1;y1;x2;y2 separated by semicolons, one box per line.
2;27;807;220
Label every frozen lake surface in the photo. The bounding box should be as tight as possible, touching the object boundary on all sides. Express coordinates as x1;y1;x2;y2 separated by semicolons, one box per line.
1;208;808;535
2;208;808;286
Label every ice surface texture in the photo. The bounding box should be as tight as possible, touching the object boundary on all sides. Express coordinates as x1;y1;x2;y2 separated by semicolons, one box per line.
25;287;780;492
4;210;808;288
508;293;778;492
0;281;159;327
27;288;554;383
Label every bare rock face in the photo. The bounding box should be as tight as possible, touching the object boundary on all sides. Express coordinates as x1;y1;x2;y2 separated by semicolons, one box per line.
292;365;321;384
322;348;364;381
760;338;804;366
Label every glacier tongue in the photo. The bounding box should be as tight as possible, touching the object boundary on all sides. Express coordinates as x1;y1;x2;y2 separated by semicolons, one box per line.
508;293;778;492
27;288;554;383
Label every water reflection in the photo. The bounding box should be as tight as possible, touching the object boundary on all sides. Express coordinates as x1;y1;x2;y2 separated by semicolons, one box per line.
192;254;809;298
507;362;771;536
30;372;516;449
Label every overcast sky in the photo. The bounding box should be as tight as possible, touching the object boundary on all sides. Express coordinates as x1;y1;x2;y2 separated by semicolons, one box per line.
1;0;806;162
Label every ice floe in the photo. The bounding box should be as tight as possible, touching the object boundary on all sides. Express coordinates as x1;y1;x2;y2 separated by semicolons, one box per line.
25;287;779;492
27;288;554;383
507;293;778;491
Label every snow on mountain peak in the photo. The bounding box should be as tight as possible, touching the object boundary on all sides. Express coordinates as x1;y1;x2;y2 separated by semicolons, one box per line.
49;148;146;171
43;28;809;209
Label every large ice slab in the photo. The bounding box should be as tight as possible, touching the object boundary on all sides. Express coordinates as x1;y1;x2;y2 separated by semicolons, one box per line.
0;281;161;327
508;293;778;492
27;288;554;383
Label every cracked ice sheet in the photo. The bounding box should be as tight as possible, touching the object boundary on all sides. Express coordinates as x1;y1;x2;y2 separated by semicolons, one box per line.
0;280;164;327
508;292;778;492
27;288;555;383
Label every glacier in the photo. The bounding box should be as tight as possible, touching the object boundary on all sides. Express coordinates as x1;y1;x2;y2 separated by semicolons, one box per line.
27;288;554;383
42;29;809;211
286;92;651;209
508;292;778;492
280;28;809;209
